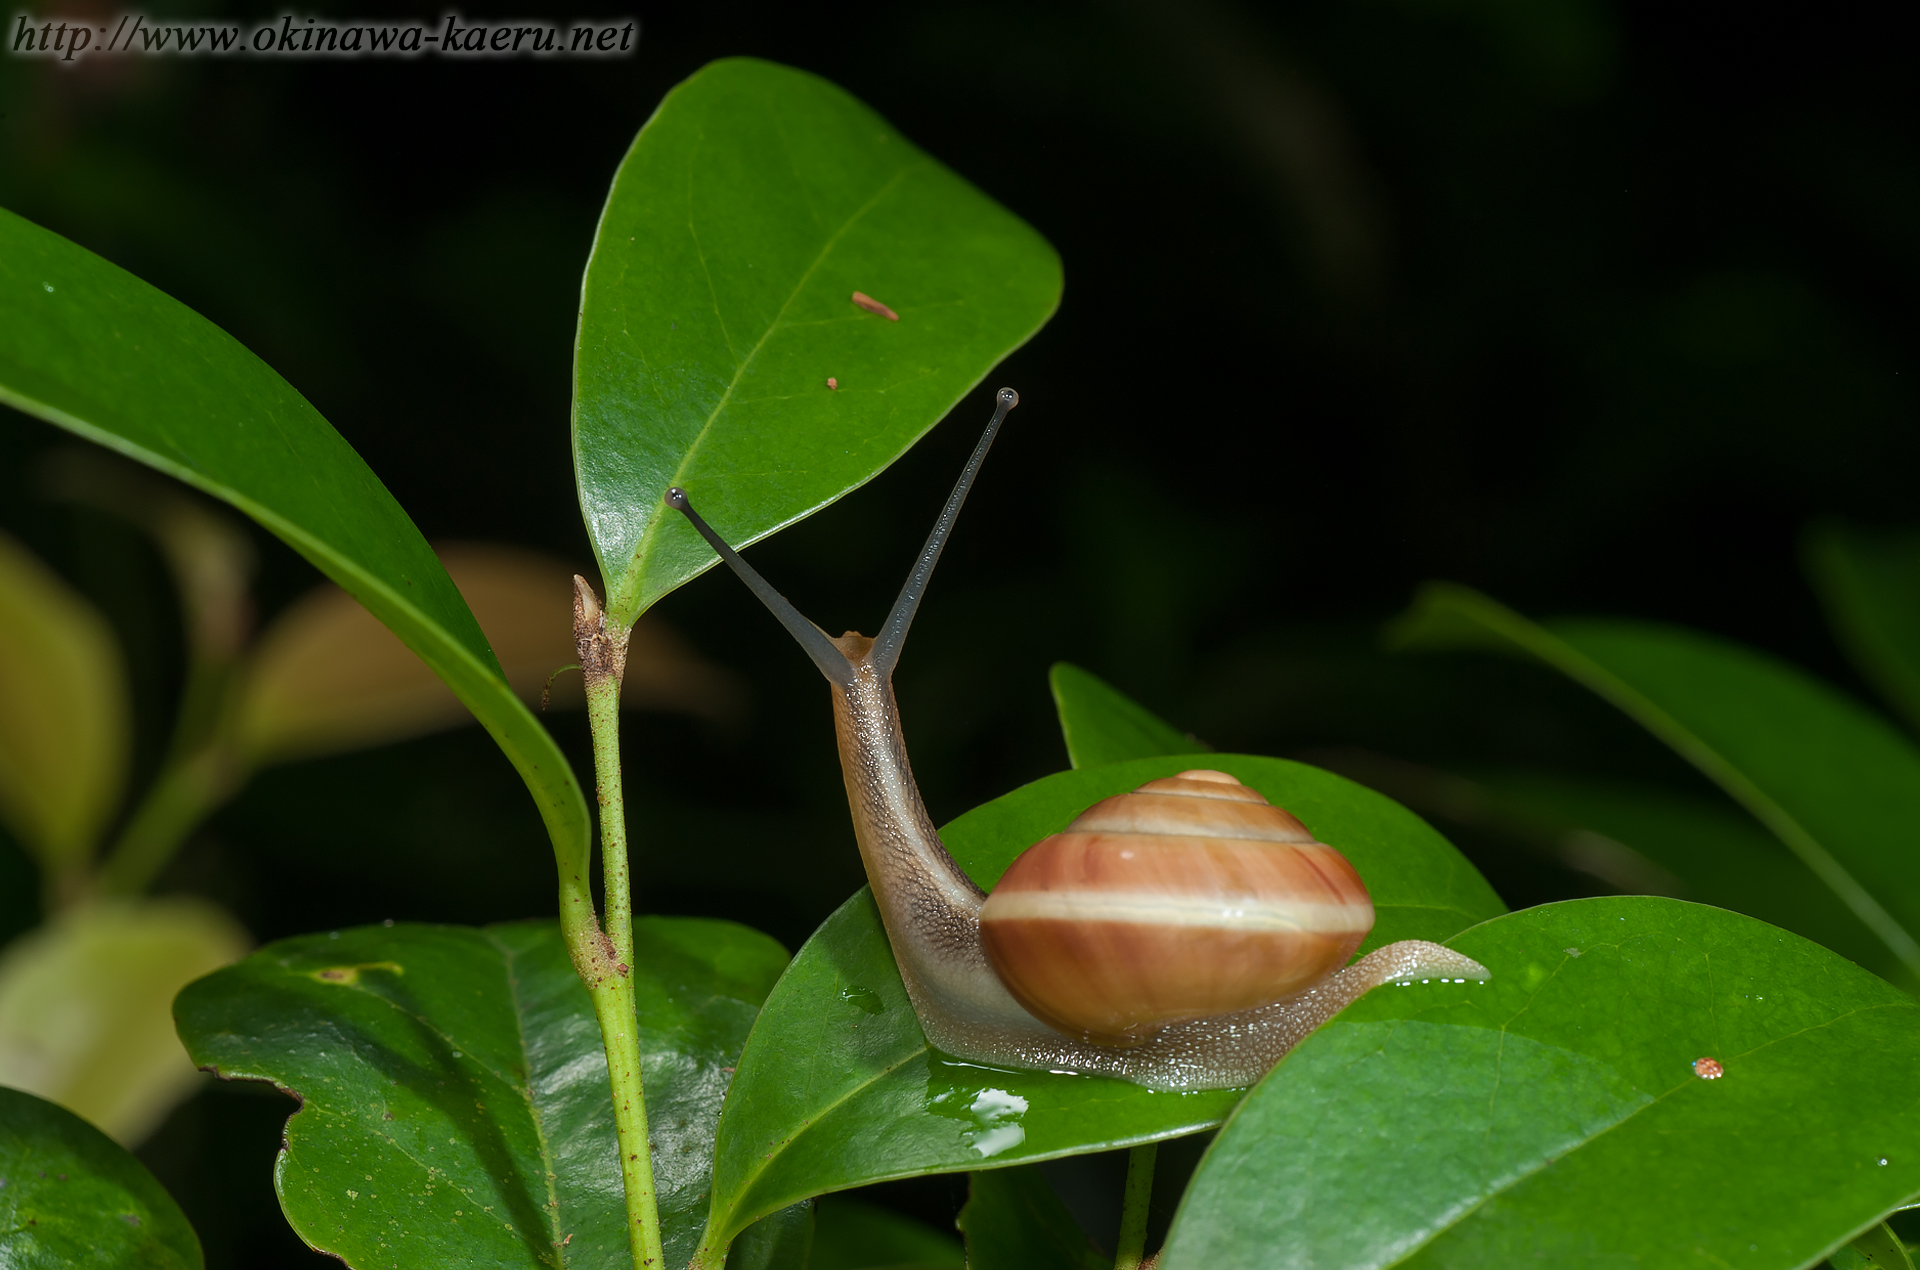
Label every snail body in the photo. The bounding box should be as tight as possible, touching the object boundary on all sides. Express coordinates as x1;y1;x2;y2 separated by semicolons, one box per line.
668;389;1488;1091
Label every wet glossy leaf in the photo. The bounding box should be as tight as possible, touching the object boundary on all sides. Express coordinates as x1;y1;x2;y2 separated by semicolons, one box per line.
174;918;787;1270
573;57;1061;623
958;1166;1106;1270
238;544;738;764
0;532;129;878
0;1084;202;1269
1390;583;1920;981
1048;663;1204;769
0;207;591;902
698;755;1505;1249
0;897;248;1145
1161;897;1920;1270
1806;522;1920;732
811;1195;963;1270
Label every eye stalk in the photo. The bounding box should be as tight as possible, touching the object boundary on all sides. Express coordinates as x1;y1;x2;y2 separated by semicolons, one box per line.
664;385;1018;682
664;485;854;685
868;385;1016;676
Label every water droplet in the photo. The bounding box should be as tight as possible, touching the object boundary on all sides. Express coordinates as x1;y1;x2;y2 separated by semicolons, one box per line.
971;1088;1026;1120
972;1124;1025;1157
42;283;54;293
840;985;885;1015
966;1088;1028;1158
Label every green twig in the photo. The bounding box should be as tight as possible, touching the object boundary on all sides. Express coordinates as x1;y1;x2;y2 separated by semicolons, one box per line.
93;655;243;899
1115;1143;1157;1270
93;745;235;895
575;578;664;1270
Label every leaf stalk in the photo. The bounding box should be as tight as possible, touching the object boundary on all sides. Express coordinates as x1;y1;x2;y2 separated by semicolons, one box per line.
1115;1142;1157;1270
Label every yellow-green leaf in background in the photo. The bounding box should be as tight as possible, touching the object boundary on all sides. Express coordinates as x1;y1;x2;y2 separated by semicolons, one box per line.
43;449;258;664
0;532;129;887
0;896;248;1144
237;543;741;764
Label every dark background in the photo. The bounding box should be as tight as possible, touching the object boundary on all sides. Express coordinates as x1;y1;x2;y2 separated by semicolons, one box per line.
2;1;1916;1262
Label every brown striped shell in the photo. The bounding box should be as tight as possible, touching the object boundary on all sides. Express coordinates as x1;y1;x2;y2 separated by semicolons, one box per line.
977;769;1375;1047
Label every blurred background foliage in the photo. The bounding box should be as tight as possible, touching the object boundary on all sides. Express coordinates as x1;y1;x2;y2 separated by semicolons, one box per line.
1;0;1916;1263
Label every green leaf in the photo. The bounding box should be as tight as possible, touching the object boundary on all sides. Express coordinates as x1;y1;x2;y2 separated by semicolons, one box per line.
572;57;1062;623
0;532;129;878
0;897;248;1145
1390;582;1920;980
700;755;1506;1248
811;1195;963;1270
0;1083;202;1269
1345;760;1901;982
724;1203;814;1270
1161;896;1920;1270
1486;773;1903;978
174;918;787;1270
1805;522;1920;733
1831;1223;1916;1270
722;1197;968;1270
958;1166;1107;1270
0;207;591;904
1048;663;1204;769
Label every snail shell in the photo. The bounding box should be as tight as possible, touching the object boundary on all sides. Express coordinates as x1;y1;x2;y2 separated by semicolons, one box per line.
978;769;1374;1047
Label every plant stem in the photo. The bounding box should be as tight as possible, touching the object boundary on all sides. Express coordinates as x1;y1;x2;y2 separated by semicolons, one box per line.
575;578;665;1270
1114;1143;1157;1270
588;672;634;971
92;744;235;896
92;655;243;900
583;966;663;1269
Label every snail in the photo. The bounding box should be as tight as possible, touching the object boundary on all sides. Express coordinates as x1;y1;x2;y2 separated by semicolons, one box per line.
665;388;1488;1091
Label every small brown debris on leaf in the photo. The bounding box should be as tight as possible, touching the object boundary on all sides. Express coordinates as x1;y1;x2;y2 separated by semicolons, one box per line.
1692;1056;1724;1080
826;377;838;390
851;291;899;321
